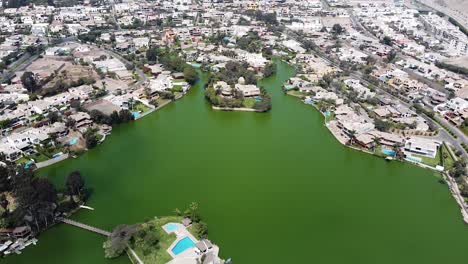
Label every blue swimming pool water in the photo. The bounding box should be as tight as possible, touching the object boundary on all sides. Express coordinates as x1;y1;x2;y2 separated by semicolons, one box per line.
191;63;202;68
382;149;396;156
164;223;178;232
132;112;140;119
171;237;195;255
69;138;78;145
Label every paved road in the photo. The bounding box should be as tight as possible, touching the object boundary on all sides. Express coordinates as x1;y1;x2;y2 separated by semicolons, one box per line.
1;53;38;83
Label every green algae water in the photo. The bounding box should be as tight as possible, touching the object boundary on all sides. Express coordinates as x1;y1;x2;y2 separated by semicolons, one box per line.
6;61;468;264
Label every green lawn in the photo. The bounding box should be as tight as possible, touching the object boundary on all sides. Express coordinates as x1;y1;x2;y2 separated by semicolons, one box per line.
131;216;183;264
243;98;256;108
441;144;455;169
172;85;183;93
15;157;29;165
173;79;186;83
28;152;50;162
133;102;151;113
287;90;305;98
412;149;441;167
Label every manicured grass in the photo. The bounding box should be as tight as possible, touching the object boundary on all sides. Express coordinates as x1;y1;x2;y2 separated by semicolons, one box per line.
15;157;30;165
412;150;441;167
173;79;186;83
29;152;50;162
172;85;183;93
441;144;455;169
134;102;151;113
242;98;256;108
286;90;304;97
132;216;183;264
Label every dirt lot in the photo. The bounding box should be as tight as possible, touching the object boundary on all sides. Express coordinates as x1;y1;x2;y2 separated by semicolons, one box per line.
444;55;468;69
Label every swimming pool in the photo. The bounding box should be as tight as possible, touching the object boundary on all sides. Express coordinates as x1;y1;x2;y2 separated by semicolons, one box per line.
382;149;396;156
164;223;179;232
69;138;78;145
171;237;195;255
132;112;140;119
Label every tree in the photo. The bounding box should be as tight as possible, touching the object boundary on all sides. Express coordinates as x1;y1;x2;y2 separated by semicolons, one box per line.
65;171;85;199
386;50;397;63
450;160;467;178
146;47;159;62
104;225;139;258
184;202;201;222
183;66;198;85
375;119;391;132
382;36;392;46
263;63;276;78
84;128;99;149
332;24;344;35
21;71;39;93
119;109;134;123
48;111;60;123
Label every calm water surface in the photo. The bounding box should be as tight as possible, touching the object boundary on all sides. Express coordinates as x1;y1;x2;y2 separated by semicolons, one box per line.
7;61;468;264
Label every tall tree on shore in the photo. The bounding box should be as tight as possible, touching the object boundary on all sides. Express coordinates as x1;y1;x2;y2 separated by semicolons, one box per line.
65;171;85;201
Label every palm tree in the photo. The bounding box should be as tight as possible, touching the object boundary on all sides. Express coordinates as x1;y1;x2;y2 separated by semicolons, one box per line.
348;130;357;145
128;98;135;111
372;137;381;152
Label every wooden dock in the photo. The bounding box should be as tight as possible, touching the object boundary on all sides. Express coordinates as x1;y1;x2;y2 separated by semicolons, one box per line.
57;217;111;236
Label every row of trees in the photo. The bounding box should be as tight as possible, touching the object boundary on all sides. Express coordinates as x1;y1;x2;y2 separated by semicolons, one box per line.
89;109;134;126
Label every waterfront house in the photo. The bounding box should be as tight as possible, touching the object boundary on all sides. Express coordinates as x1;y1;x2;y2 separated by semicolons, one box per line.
403;137;441;158
12;226;31;239
235;84;260;97
214;81;232;97
195;239;213;254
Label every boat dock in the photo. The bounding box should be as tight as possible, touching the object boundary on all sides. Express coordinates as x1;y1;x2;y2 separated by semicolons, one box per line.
57;217;111;236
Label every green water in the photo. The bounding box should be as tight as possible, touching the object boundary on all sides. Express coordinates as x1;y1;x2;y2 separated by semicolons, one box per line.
6;61;468;264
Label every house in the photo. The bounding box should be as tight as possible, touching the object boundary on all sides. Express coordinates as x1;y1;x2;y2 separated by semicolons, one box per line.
355;133;375;149
404;137;441;158
13;226;31;239
235;84;260;97
214;81;232;97
69;112;92;130
195;239;213;254
446;98;468;112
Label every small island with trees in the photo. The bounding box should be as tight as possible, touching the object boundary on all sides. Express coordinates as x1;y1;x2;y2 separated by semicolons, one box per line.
103;202;227;264
205;61;272;112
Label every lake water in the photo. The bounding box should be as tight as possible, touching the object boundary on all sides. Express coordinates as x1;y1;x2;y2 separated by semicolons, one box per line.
6;61;468;264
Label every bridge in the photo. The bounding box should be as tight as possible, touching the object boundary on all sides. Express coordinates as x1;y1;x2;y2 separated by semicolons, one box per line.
57;217;111;236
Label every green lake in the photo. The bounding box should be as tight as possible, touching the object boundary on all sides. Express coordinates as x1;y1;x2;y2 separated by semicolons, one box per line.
6;61;468;264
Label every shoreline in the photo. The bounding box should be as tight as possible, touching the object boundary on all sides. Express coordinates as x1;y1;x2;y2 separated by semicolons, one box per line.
211;106;264;112
285;93;468;224
33;98;180;171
